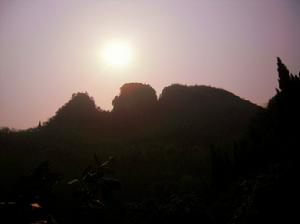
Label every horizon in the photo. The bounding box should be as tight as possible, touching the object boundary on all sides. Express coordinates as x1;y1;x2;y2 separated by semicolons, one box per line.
1;0;300;129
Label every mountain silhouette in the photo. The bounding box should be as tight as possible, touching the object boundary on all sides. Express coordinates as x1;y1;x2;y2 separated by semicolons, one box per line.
158;84;261;142
42;92;108;135
112;83;157;113
38;83;261;144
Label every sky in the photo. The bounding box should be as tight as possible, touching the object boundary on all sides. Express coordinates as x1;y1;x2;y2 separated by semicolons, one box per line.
1;0;300;129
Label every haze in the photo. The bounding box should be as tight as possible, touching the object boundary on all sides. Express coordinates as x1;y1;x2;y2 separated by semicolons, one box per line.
1;0;300;129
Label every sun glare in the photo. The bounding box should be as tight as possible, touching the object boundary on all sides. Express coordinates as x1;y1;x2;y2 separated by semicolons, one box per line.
101;40;133;68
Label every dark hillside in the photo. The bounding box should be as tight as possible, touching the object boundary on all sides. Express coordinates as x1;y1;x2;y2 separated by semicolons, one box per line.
158;84;260;143
0;80;264;224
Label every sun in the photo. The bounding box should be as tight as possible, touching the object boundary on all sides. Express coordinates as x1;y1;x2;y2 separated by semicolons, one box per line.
101;40;133;68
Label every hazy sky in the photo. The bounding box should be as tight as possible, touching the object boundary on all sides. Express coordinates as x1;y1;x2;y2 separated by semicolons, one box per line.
1;0;300;129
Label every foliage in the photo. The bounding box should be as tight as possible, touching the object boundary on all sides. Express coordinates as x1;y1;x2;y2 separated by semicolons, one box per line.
69;155;120;208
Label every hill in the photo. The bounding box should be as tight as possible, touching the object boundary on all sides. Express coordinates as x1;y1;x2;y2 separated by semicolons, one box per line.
0;83;261;179
0;82;263;224
36;83;261;144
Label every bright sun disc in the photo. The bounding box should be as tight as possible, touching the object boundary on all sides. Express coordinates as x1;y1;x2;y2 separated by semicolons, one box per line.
101;41;133;67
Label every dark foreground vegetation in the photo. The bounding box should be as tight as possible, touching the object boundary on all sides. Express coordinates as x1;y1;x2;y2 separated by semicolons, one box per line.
0;58;299;223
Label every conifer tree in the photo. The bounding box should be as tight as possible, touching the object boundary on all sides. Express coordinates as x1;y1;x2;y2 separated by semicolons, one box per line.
277;57;290;91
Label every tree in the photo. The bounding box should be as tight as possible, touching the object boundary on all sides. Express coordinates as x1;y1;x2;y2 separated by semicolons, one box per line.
277;57;290;91
69;155;120;208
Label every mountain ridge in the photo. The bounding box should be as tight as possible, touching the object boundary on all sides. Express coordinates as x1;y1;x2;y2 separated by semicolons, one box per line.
31;83;261;145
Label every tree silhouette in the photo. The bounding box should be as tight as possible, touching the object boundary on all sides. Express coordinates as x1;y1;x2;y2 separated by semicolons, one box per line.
277;57;290;91
69;155;120;208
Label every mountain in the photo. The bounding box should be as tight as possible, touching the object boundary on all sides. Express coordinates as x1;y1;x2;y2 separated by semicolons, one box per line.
37;83;260;144
112;83;157;113
0;82;262;209
43;92;108;131
157;84;261;142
